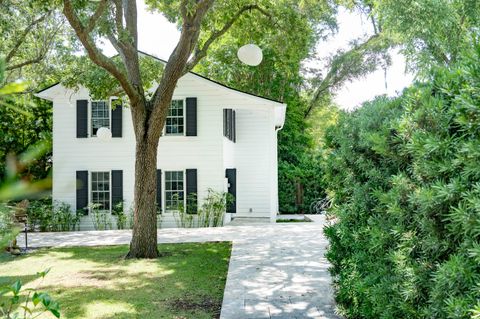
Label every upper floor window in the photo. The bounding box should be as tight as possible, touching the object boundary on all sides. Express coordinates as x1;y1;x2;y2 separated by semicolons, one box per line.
223;109;236;142
165;100;184;135
91;100;110;136
91;171;110;211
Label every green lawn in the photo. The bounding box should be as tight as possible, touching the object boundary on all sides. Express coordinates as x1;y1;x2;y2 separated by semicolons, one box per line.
0;242;231;319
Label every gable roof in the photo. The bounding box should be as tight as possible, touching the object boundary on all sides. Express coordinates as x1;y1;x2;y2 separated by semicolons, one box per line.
37;51;285;106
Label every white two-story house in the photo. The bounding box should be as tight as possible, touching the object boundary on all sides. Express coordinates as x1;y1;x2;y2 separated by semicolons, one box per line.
36;56;286;229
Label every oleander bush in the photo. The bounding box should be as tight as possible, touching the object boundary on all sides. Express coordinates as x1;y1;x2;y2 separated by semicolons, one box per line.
323;45;480;318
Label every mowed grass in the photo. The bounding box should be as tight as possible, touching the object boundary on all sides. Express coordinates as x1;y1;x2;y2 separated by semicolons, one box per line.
0;242;231;319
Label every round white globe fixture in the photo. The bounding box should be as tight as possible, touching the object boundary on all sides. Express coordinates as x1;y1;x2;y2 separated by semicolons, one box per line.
237;43;263;66
96;127;112;141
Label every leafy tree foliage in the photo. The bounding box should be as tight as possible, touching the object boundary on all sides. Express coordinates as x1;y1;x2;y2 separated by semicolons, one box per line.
323;43;480;318
189;0;337;213
0;1;71;183
366;0;480;72
0;98;52;181
304;33;391;118
0;0;69;86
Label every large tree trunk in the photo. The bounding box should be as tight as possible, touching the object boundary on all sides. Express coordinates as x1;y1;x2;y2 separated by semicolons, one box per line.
127;135;160;258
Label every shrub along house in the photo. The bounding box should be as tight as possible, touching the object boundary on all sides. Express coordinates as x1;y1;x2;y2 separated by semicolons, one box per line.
36;57;286;229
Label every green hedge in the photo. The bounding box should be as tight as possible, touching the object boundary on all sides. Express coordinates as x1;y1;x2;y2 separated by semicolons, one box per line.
323;46;480;318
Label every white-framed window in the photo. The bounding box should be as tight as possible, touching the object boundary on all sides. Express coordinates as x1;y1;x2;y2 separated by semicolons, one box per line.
91;171;110;210
165;171;184;211
165;99;184;135
91;100;110;136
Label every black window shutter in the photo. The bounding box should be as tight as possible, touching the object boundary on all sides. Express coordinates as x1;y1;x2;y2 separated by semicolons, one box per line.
223;109;227;137
156;169;162;212
186;169;198;214
228;109;233;140
76;170;88;214
76;100;88;138
232;110;236;142
186;97;197;136
225;168;236;213
111;100;122;137
111;170;123;208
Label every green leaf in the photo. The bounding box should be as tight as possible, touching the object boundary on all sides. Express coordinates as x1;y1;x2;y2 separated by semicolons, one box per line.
40;292;52;307
0;82;27;95
32;292;41;306
11;280;22;295
36;267;51;278
50;308;61;318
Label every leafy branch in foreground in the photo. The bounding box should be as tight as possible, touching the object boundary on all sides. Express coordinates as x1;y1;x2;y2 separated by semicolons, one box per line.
0;58;52;247
0;269;61;319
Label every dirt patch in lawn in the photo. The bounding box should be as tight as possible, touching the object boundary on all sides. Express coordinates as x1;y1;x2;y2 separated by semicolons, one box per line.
169;295;222;318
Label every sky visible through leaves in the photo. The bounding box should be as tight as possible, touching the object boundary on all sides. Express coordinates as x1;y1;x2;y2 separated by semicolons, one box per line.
98;1;414;110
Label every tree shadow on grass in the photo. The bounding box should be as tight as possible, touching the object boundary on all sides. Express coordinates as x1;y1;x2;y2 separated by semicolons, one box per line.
1;242;231;319
27;242;231;266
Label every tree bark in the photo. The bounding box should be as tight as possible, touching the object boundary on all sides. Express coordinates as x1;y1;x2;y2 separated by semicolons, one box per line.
126;133;160;258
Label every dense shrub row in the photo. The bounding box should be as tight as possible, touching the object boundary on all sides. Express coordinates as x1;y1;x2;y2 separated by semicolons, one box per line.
323;46;480;318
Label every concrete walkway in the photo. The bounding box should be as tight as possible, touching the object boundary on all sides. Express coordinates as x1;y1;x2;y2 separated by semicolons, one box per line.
17;215;339;319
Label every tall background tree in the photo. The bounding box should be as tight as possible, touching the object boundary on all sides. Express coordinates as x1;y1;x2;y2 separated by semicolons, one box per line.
190;0;337;213
0;0;70;183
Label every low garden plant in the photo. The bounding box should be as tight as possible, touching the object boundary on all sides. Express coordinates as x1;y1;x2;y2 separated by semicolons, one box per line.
27;199;80;232
173;189;233;228
89;203;112;231
112;201;127;230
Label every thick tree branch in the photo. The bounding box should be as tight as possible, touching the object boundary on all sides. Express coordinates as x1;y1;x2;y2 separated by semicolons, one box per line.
184;4;271;73
85;0;108;33
148;0;215;141
5;55;45;71
112;0;124;33
62;0;139;102
124;0;138;48
304;34;384;118
5;11;50;63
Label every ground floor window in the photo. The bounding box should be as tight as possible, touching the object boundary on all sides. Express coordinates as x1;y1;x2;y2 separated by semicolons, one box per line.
165;171;184;211
91;171;110;210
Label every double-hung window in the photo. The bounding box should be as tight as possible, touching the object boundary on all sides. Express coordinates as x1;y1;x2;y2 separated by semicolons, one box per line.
165;171;184;211
91;171;110;210
165;100;184;135
91;101;110;136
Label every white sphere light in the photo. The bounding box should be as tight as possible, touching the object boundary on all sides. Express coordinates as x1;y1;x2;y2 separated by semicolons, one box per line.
237;43;263;66
96;127;112;141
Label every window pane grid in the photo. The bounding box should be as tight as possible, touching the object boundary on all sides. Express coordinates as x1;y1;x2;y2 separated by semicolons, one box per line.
166;100;184;135
165;171;184;211
91;101;110;136
91;171;110;210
